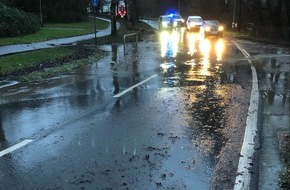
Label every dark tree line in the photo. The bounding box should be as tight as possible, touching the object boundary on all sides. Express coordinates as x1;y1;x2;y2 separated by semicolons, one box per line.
139;0;289;39
109;0;140;36
0;0;89;23
1;0;288;38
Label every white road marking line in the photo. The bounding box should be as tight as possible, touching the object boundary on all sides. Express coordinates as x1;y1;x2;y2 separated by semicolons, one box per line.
0;139;33;157
113;74;158;98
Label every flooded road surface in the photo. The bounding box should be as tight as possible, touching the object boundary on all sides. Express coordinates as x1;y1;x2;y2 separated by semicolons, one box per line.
0;31;250;189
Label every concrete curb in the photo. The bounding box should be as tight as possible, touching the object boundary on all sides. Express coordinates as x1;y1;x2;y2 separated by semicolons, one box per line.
232;41;260;190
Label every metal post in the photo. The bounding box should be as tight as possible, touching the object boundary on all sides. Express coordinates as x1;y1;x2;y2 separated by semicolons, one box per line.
92;0;98;43
123;33;138;57
93;7;97;44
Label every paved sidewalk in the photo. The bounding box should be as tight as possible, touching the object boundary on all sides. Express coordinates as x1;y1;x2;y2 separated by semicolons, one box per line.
0;17;119;56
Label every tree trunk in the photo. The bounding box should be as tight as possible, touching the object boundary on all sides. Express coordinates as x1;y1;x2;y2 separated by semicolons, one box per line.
124;0;128;20
111;0;117;36
131;0;137;26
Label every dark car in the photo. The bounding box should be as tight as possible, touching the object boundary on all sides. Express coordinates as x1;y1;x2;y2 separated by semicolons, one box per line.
169;13;184;29
158;15;173;30
158;13;184;31
202;20;224;37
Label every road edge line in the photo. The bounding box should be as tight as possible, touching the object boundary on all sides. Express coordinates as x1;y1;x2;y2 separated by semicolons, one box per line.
232;40;260;190
0;139;34;157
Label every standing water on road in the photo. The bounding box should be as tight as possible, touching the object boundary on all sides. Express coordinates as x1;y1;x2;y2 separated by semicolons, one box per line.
0;30;249;189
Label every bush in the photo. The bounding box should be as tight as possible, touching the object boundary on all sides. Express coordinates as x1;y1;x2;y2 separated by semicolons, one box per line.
0;3;41;37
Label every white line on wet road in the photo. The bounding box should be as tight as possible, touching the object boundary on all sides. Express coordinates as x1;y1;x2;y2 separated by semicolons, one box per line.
113;74;158;98
0;139;33;157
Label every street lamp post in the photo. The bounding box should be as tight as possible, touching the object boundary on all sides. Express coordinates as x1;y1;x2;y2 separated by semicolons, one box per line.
178;0;181;13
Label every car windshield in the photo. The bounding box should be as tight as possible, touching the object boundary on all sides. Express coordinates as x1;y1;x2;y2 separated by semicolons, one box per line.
189;17;202;22
205;20;219;25
172;15;182;19
162;16;172;22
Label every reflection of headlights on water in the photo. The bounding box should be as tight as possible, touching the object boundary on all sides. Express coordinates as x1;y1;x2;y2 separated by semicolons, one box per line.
159;31;180;58
218;26;224;31
160;62;175;70
171;30;180;40
160;31;170;41
215;39;225;61
200;39;211;56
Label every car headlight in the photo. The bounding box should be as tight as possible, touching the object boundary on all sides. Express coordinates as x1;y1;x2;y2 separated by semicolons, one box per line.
205;26;211;31
173;21;177;27
162;22;168;27
218;26;224;31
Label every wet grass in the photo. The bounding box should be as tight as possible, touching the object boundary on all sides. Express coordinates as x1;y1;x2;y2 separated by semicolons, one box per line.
0;19;109;46
0;18;155;81
0;47;74;75
22;49;108;81
79;19;156;45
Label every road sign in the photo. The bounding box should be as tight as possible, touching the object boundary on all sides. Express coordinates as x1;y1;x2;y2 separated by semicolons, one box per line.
92;0;98;7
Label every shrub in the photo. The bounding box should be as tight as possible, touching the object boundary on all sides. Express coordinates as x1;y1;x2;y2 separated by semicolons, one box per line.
0;3;41;37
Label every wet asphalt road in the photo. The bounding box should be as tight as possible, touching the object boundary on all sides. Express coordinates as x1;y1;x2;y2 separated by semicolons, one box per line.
0;30;240;190
0;27;289;190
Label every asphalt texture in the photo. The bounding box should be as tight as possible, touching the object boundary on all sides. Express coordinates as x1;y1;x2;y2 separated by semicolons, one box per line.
1;18;289;190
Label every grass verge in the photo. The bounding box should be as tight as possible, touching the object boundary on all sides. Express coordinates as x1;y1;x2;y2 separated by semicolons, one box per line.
0;46;108;81
0;18;109;46
0;47;74;74
22;48;108;81
0;18;156;82
78;19;157;45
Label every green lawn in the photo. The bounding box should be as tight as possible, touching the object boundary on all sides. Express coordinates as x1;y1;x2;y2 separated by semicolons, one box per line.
0;47;74;74
0;18;154;81
0;19;109;46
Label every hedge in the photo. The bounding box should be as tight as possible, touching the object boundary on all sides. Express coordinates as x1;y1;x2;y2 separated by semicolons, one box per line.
0;3;41;37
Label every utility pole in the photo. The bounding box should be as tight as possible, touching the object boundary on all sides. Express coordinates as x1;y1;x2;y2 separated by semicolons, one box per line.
111;0;117;36
238;0;242;31
92;0;98;44
232;0;236;28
